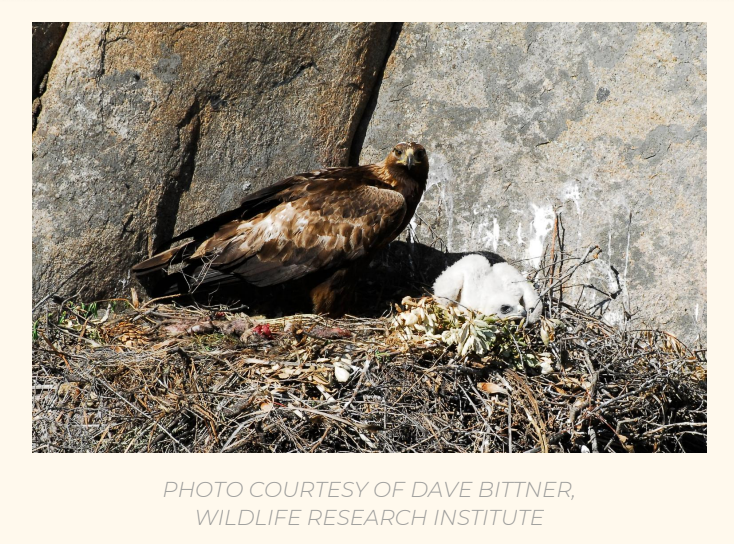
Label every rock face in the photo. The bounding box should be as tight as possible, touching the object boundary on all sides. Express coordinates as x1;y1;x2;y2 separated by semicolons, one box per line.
358;23;707;345
32;23;392;303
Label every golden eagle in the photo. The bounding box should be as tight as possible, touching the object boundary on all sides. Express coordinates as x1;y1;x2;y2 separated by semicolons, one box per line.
132;142;429;315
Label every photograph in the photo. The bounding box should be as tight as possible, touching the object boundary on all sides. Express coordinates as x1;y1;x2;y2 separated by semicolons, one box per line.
32;21;707;453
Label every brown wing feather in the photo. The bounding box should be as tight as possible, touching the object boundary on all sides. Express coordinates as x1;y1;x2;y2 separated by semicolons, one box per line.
133;165;407;292
162;172;320;246
194;181;406;286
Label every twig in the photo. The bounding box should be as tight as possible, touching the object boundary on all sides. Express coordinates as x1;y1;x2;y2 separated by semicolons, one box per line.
89;373;191;453
537;245;600;299
497;375;513;453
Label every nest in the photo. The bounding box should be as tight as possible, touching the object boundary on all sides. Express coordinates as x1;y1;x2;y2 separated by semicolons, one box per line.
32;246;707;453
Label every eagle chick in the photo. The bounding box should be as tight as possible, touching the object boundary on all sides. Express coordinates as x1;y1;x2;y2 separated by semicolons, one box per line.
432;255;542;324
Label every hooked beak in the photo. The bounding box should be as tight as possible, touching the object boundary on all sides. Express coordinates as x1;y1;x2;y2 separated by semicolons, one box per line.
502;307;527;321
405;149;415;170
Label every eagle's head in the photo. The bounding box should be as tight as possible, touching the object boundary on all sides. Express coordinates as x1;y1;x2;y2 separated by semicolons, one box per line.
385;142;429;185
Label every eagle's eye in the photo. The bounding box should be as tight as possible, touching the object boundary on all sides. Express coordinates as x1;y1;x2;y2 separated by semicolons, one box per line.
500;305;512;314
394;148;402;156
415;149;425;159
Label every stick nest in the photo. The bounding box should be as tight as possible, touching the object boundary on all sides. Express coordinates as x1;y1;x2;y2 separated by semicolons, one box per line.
32;247;706;453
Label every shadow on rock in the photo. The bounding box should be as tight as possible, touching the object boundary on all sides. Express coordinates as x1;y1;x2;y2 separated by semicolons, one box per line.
354;241;505;317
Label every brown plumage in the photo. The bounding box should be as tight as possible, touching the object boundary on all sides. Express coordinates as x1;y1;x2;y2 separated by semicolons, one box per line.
132;142;429;315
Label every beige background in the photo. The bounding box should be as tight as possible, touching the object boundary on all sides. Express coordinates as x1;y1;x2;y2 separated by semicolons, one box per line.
16;1;728;542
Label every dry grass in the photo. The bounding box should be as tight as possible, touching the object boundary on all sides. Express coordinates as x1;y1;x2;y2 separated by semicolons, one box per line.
32;246;706;453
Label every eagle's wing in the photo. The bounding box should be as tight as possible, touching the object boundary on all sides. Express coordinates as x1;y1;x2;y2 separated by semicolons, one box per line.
133;167;407;291
432;263;466;305
193;181;406;287
165;170;332;246
134;168;357;276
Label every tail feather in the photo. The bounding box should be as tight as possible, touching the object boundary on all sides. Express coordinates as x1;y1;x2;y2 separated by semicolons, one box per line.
133;242;198;296
133;240;249;297
132;242;193;276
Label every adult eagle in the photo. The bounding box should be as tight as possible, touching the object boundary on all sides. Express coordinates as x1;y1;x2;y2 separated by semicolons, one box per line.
132;142;429;316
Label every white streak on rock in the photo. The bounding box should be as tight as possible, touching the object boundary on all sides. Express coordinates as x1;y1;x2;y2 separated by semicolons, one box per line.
476;217;500;252
491;218;499;251
606;229;617;293
526;204;554;268
563;183;582;215
408;218;418;243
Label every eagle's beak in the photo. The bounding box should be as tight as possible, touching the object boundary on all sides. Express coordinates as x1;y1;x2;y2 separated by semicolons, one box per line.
405;149;415;170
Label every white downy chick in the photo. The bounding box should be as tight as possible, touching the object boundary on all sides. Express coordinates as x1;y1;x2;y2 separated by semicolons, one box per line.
432;255;542;324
